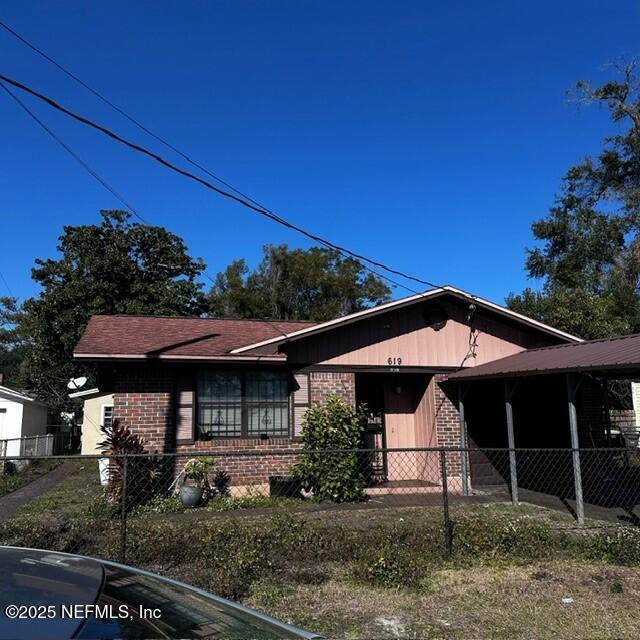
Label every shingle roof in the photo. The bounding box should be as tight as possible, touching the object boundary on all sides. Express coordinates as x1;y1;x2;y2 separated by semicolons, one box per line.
74;315;315;360
448;332;640;381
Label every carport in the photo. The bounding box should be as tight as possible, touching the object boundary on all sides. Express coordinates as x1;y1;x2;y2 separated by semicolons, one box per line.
448;333;640;524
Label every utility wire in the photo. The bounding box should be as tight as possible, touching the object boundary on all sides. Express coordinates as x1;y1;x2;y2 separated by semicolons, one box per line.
0;83;149;226
0;81;413;302
0;18;268;208
0;20;423;295
0;72;437;293
0;80;411;353
0;268;14;298
0;81;220;287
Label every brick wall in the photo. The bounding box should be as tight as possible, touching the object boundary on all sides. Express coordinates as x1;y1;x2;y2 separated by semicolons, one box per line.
433;374;465;477
433;374;462;447
113;366;175;453
110;364;302;486
175;439;302;486
309;371;356;406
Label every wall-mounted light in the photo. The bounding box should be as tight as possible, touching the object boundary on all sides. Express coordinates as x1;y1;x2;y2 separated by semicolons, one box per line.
395;386;403;395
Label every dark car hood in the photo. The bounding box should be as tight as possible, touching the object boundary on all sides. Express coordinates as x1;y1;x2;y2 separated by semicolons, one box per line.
0;547;104;639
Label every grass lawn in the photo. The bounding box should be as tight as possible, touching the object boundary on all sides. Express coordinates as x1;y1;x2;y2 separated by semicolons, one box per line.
0;459;60;497
245;560;640;639
2;462;640;639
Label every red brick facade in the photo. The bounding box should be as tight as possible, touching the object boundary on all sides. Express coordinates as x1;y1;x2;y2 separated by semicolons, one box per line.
309;371;356;407
112;366;359;486
175;439;302;486
433;374;462;449
113;367;175;453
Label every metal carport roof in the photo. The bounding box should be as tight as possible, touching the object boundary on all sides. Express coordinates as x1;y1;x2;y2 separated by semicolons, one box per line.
447;332;640;381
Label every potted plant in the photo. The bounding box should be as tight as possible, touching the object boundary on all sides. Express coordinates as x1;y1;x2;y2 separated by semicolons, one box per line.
179;457;215;507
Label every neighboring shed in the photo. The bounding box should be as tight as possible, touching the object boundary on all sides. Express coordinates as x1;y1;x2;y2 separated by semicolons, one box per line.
0;384;48;457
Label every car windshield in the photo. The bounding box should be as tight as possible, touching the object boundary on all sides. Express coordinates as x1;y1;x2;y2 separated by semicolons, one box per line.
75;565;306;639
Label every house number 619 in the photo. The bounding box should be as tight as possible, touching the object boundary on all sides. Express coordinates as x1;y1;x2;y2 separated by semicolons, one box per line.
387;357;402;365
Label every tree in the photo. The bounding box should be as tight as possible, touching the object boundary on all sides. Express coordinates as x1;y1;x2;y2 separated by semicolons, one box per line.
0;296;26;386
14;210;206;411
507;60;640;339
208;244;391;321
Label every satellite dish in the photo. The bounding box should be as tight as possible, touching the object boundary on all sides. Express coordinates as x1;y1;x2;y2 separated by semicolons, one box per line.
67;376;88;390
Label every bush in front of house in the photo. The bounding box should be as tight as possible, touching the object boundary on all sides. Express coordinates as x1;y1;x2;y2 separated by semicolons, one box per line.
99;419;165;512
292;395;367;503
581;526;640;566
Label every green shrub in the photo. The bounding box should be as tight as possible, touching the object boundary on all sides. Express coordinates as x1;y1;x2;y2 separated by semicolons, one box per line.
183;457;216;489
292;395;367;503
451;514;569;562
132;495;184;515
205;496;299;512
581;527;640;566
352;546;431;590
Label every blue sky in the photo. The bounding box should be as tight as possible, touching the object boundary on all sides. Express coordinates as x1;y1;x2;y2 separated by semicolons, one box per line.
1;1;638;305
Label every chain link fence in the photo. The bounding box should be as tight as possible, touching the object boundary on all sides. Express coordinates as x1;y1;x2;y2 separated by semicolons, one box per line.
0;432;72;457
1;447;640;566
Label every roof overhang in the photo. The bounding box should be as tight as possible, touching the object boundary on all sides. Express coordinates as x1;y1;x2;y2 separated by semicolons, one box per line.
448;364;640;382
447;331;640;382
68;388;102;400
230;286;583;354
0;385;47;406
72;353;288;363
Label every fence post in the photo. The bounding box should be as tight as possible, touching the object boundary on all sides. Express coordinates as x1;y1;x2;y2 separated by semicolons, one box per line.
458;384;469;497
504;379;519;506
119;456;128;564
439;449;453;555
566;374;585;526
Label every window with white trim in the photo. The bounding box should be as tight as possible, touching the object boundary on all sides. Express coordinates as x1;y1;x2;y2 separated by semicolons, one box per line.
102;405;114;430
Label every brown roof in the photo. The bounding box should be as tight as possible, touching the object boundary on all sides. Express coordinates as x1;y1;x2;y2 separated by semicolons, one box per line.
448;332;640;381
74;315;315;360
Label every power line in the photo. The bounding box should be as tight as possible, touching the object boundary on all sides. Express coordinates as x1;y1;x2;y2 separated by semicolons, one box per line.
0;20;422;295
0;82;150;226
0;82;413;302
0;72;438;293
0;80;218;287
0;268;14;298
0;18;268;208
1;81;414;352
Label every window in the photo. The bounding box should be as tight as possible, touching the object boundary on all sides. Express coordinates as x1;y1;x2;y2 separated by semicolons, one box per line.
198;371;242;437
102;405;114;430
197;370;289;439
246;371;289;437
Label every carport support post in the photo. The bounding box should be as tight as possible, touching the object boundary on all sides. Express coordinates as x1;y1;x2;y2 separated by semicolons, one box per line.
504;379;519;506
458;384;469;496
566;374;585;526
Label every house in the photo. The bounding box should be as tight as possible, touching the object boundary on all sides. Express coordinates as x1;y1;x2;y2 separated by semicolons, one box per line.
0;380;48;457
73;286;581;487
68;388;114;455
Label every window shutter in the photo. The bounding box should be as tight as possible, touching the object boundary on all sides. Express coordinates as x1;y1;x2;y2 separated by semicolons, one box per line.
176;376;195;444
292;372;310;437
